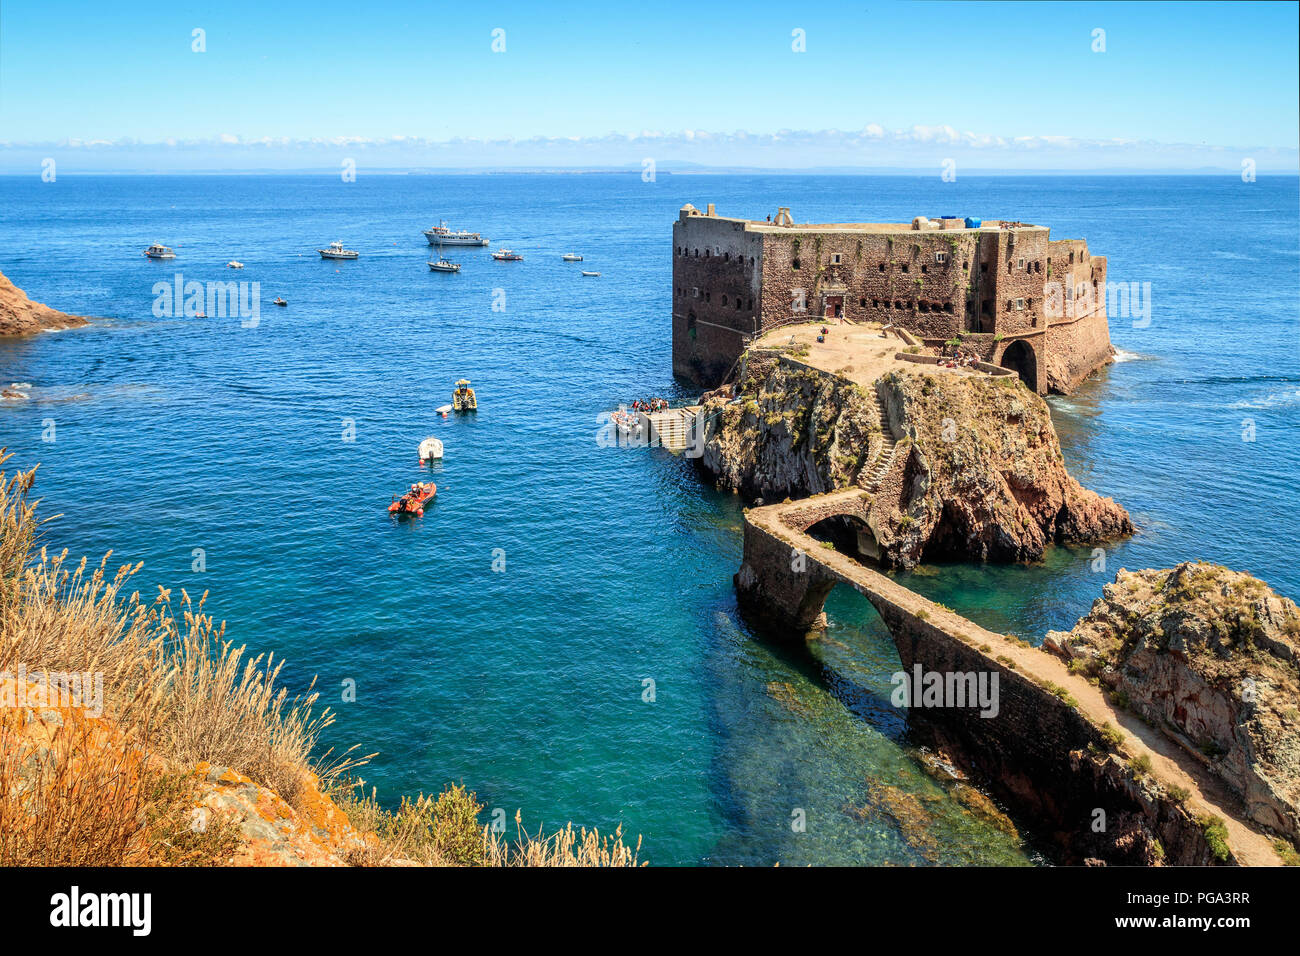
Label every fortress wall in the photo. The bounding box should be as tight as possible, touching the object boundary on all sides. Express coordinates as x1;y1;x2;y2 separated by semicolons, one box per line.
672;213;763;384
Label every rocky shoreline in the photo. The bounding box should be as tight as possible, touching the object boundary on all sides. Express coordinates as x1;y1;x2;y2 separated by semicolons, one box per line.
0;269;91;338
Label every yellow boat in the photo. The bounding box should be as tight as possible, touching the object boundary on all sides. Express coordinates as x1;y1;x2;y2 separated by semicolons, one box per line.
453;379;478;412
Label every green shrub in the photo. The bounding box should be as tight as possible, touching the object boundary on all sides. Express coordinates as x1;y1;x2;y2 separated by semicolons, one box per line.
1201;815;1231;862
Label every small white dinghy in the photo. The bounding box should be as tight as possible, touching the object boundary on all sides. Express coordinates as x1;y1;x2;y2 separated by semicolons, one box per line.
581;270;601;277
419;436;444;461
227;260;244;269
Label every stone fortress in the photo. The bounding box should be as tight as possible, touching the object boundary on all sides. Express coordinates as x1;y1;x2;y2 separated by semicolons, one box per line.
671;204;1114;395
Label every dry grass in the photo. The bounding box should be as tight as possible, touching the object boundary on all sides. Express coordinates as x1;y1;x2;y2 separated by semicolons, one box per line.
332;780;643;867
0;450;364;865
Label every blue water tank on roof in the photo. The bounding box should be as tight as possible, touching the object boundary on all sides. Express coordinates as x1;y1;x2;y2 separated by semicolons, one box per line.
964;217;982;229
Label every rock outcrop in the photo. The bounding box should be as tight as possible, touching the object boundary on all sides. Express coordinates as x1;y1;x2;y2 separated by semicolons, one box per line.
0;269;90;336
1;678;375;866
1045;563;1300;845
698;350;1132;568
869;368;1132;567
699;351;884;500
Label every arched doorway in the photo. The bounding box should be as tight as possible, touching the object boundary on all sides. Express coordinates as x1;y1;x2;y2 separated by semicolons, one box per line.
999;340;1037;389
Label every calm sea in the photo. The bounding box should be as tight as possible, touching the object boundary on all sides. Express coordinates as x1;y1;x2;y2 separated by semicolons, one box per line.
1;173;1296;865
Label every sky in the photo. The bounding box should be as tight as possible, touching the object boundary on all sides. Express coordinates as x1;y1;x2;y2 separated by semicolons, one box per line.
1;0;1297;172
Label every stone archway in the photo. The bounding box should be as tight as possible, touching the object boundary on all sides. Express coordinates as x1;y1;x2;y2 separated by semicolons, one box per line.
999;339;1037;389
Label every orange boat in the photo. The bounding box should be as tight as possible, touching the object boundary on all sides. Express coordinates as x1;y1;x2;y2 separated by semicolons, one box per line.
388;482;436;517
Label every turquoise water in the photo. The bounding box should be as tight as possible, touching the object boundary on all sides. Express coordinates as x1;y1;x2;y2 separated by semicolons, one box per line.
1;174;1296;865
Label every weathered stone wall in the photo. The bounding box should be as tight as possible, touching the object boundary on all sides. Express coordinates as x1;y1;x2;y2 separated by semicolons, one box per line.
671;208;1112;395
672;209;764;384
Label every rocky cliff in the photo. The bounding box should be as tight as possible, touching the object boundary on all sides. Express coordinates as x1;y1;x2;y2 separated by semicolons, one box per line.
699;350;884;500
699;350;1132;568
1045;562;1300;845
0;269;90;336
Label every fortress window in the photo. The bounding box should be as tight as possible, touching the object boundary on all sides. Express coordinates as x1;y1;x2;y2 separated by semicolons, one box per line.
919;301;930;313
1017;257;1026;270
1013;298;1026;310
872;299;880;308
859;298;867;308
692;287;699;298
724;252;730;261
944;303;954;314
934;251;948;264
792;258;801;270
921;265;928;274
901;263;909;273
895;300;903;309
705;249;711;257
878;263;886;272
963;261;969;270
693;248;699;257
735;300;742;310
831;253;842;265
721;294;728;305
705;291;711;301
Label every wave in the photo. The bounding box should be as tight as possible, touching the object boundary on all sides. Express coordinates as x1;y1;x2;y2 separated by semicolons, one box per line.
1111;348;1147;363
1231;388;1300;410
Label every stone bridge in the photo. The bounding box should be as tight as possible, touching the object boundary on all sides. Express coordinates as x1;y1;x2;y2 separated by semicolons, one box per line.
733;492;1285;866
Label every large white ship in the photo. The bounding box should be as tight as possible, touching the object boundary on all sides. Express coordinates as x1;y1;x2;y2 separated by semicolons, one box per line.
423;220;489;246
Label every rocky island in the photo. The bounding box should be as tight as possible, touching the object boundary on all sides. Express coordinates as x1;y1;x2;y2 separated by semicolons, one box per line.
674;205;1298;867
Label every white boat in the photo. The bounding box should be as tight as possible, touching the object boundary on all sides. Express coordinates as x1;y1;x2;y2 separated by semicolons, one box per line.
581;271;601;277
227;260;244;269
418;436;444;461
424;221;489;246
318;241;359;260
491;248;523;261
562;253;584;262
428;258;461;273
143;243;175;259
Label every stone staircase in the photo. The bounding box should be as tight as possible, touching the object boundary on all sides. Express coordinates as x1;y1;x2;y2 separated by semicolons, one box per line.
859;389;898;492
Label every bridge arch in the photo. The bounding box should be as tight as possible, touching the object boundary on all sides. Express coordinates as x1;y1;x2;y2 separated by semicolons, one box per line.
999;339;1037;389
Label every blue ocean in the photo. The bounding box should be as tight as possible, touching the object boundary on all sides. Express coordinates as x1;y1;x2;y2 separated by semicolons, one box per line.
1;173;1296;865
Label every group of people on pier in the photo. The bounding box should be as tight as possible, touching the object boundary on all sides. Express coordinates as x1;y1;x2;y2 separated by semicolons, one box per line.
629;398;669;413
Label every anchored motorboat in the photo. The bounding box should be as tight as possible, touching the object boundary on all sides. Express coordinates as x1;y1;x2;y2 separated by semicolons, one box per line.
144;243;175;259
424;221;489;246
581;271;601;277
491;249;523;261
452;379;478;412
389;482;436;518
227;260;244;269
428;257;461;273
418;436;444;461
561;253;584;262
318;241;359;260
273;297;287;307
